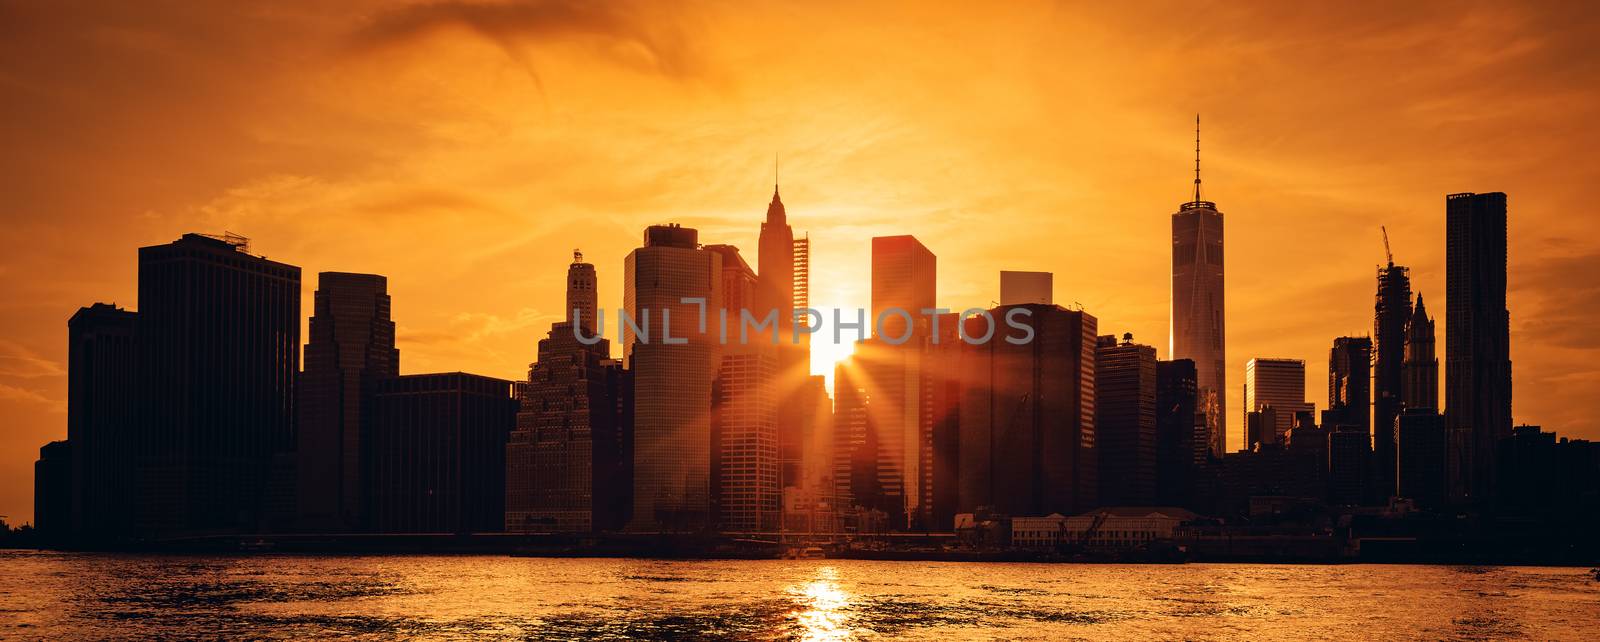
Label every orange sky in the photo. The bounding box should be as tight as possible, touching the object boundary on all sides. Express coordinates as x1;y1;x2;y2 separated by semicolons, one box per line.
3;1;1599;525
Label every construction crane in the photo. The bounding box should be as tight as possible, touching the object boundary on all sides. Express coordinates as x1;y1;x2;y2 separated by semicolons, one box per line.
1381;226;1394;267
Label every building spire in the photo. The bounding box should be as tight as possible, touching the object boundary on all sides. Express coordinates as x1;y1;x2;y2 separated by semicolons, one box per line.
1193;114;1202;203
773;152;781;202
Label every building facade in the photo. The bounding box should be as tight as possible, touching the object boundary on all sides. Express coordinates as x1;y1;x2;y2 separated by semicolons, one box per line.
135;233;300;537
1243;358;1311;449
505;253;631;533
1155;359;1203;510
1171;131;1226;459
1374;261;1412;500
66;303;138;542
1326;337;1371;436
369;372;517;534
958;304;1098;518
1096;334;1157;506
624;224;722;531
296;272;398;532
1445;192;1512;504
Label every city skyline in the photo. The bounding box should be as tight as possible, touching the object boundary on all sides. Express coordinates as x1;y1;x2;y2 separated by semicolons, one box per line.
4;2;1600;529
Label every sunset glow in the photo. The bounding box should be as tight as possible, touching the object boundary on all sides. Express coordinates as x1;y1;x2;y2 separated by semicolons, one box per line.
2;0;1597;529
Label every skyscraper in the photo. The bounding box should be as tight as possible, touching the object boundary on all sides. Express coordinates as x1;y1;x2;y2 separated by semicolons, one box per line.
1155;359;1202;510
1244;358;1311;448
832;358;870;516
368;372;518;534
1326;337;1372;434
135;233;300;536
1171;117;1226;458
296;272;398;532
958;304;1098;517
755;183;813;503
625;224;722;531
854;235;939;529
1403;294;1438;411
1374;258;1412;499
34;441;72;545
870;235;936;342
66;303;138;542
1445;192;1512;504
706;244;780;532
567;249;598;332
505;252;631;533
1000;271;1053;305
1096;333;1157;506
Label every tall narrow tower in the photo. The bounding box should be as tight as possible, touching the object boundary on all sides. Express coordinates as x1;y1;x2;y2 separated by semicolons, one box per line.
1171;116;1227;457
1374;253;1412;499
1445;192;1511;504
567;249;598;333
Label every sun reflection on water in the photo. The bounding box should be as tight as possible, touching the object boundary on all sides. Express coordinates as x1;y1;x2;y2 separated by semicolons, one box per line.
789;565;853;641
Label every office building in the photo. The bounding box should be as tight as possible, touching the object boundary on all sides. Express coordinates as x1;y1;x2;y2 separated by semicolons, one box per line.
958;304;1098;517
1403;294;1439;411
369;372;517;534
66;303;138;542
625;224;722;531
1374;259;1412;500
34;441;72;545
297;272;398;532
1445;192;1512;504
1244;358;1311;448
1171;118;1227;458
1326;337;1371;434
1000;271;1052;305
135;233;300;536
1155;359;1203;509
506;252;631;533
1096;333;1157;506
706;244;780;532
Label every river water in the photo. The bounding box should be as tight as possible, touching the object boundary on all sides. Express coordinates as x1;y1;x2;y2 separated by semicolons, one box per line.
1;550;1596;640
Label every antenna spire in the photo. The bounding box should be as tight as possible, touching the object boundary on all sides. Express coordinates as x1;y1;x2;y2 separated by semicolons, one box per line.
774;153;780;200
1193;114;1202;203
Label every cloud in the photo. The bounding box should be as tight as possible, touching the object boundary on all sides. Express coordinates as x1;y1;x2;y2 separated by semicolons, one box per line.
0;383;62;411
347;0;699;80
0;340;64;378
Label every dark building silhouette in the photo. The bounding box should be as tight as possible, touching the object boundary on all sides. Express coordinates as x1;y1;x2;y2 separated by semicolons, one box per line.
1445;192;1512;505
1171;118;1226;459
625;224;722;531
928;311;963;530
1495;426;1600;518
1402;294;1439;411
1326;337;1372;435
1096;333;1157;506
296;273;398;532
1155;359;1203;510
369;372;517;534
1328;426;1372;506
832;358;872;518
66;303;138;542
1286;412;1330;498
1374;259;1412;501
1396;295;1445;508
135;233;300;537
958;304;1097;517
505;252;632;533
34;441;72;544
1245;406;1279;452
1396;409;1446;509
